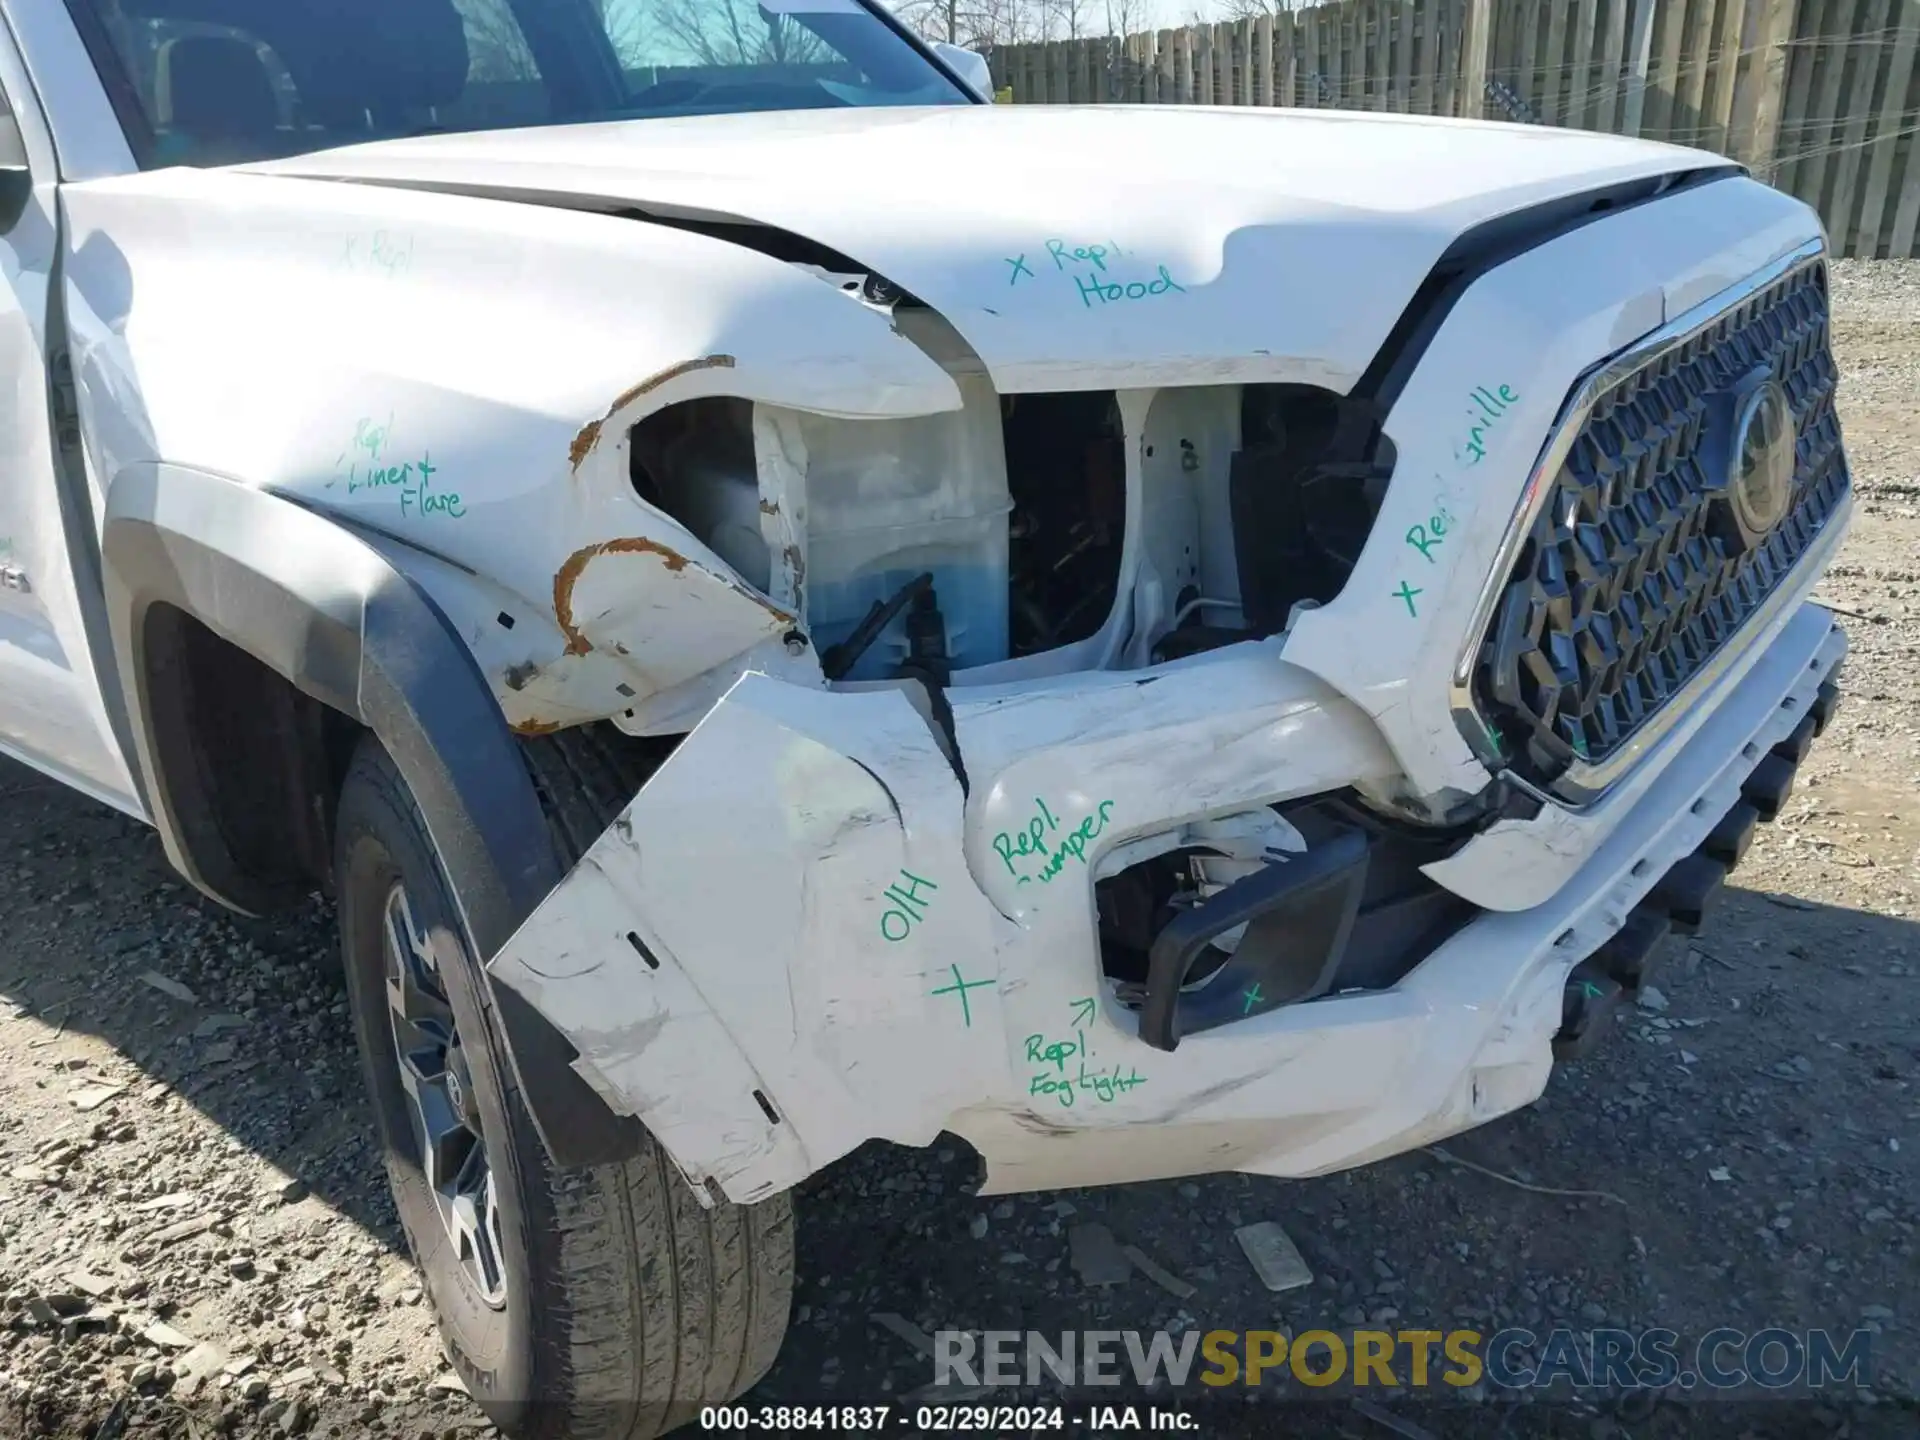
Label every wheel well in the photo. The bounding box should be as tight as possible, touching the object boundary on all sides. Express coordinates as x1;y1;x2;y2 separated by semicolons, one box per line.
142;603;363;912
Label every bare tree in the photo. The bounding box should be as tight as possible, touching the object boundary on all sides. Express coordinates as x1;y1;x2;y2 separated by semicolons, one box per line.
891;0;1050;49
1214;0;1317;16
992;0;1056;45
889;0;966;43
592;0;651;65
453;0;539;80
1045;0;1093;40
906;0;971;43
453;0;660;81
646;0;831;67
1102;0;1144;38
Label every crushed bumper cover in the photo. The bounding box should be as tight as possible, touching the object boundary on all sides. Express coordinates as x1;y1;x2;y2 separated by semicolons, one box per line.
488;600;1846;1205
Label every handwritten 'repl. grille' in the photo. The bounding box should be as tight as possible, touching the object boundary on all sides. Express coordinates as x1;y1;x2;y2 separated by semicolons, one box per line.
1473;263;1849;788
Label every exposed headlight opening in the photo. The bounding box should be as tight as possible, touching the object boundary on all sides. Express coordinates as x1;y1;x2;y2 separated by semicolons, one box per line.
626;377;1396;694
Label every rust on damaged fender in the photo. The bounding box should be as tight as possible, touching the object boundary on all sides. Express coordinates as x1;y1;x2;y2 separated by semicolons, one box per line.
552;535;794;659
553;536;691;656
567;355;738;470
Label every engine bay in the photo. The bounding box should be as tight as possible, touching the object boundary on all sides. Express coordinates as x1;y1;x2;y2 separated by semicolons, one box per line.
630;370;1394;690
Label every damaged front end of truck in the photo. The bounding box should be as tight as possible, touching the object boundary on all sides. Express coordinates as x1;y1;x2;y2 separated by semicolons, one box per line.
476;192;1849;1206
81;114;1852;1212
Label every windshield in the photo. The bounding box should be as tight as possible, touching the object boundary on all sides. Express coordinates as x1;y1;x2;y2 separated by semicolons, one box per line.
64;0;972;169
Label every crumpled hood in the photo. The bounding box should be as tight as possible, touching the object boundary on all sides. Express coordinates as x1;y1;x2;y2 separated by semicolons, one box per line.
253;105;1720;393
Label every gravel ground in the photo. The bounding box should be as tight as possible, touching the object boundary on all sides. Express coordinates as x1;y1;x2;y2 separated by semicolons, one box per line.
1;261;1917;1440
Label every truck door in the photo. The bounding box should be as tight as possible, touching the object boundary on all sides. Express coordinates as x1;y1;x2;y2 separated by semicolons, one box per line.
0;42;141;815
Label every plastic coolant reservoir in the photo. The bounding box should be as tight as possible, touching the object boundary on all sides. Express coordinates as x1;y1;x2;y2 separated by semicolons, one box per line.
794;375;1012;679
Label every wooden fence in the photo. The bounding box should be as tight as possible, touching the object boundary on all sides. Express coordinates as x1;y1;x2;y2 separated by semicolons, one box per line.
987;0;1920;257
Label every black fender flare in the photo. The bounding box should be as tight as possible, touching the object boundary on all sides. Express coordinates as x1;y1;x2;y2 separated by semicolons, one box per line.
102;461;641;1169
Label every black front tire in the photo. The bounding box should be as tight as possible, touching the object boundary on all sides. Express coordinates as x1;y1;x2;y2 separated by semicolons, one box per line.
336;731;793;1438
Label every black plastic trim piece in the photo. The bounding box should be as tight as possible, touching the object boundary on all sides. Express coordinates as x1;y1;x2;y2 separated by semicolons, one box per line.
1138;827;1370;1053
1741;752;1797;821
1651;852;1728;935
1592;905;1672;993
1553;958;1623;1061
1703;800;1761;868
1771;711;1819;765
1352;166;1742;412
1811;678;1841;735
102;464;639;1169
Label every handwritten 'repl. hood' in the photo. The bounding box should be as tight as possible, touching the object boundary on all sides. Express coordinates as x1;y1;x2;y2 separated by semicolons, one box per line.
253;104;1721;394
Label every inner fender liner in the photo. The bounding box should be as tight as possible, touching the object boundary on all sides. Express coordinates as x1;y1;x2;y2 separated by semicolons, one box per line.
101;462;640;1169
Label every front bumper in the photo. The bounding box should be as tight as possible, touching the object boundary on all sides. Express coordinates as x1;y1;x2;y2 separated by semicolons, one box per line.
487;583;1846;1203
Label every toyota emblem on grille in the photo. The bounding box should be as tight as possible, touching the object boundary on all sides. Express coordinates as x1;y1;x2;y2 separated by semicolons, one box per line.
1707;373;1796;554
1731;381;1795;532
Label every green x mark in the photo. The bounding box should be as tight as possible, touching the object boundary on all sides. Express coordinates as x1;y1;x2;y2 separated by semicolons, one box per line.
930;965;995;1028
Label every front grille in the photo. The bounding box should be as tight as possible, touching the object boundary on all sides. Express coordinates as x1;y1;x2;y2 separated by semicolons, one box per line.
1473;260;1848;788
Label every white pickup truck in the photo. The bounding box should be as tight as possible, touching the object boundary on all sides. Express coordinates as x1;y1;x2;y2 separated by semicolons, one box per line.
0;0;1850;1431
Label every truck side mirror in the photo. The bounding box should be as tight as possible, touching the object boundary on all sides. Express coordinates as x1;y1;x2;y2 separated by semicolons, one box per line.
929;41;993;102
0;114;32;233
